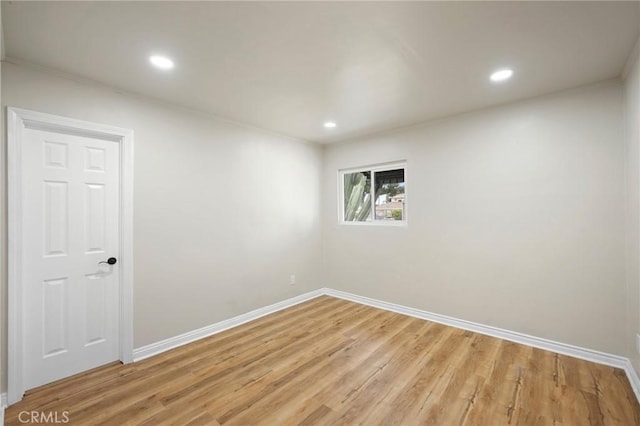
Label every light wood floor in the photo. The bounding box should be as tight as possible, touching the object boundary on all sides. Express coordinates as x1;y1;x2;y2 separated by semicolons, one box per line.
6;296;640;425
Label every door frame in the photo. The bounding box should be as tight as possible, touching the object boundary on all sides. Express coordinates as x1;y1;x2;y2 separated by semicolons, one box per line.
7;107;134;405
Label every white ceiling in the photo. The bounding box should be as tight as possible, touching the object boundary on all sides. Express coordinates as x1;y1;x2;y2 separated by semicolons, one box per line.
3;1;639;143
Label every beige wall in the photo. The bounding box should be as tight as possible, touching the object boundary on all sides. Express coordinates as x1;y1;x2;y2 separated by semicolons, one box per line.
323;80;627;355
625;39;640;372
0;61;324;389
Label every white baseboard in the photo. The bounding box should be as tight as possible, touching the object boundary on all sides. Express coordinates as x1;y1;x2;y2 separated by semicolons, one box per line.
624;359;640;403
130;286;640;404
323;288;640;403
323;289;627;367
1;392;6;425
132;289;325;361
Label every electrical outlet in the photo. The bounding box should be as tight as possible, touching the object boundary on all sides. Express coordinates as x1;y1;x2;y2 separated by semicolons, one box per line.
290;274;296;285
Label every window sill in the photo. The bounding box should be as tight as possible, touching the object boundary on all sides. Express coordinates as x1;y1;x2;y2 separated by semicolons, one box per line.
339;220;408;227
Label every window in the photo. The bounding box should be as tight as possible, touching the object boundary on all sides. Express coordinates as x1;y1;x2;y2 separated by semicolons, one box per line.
340;162;407;225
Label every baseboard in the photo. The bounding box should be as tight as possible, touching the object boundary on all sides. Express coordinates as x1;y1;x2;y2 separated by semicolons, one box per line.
623;359;640;404
130;286;640;404
323;288;640;402
1;392;6;425
132;289;325;361
324;289;628;367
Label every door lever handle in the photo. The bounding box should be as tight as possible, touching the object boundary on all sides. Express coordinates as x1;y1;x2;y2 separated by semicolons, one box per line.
99;257;117;265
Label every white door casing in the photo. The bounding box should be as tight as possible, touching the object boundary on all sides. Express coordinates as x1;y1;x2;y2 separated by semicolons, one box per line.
8;108;134;405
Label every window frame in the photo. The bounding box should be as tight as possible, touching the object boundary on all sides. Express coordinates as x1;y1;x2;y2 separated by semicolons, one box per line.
338;161;408;227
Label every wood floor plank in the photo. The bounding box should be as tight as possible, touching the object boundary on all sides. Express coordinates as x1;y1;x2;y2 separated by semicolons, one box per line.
297;403;334;426
5;296;640;425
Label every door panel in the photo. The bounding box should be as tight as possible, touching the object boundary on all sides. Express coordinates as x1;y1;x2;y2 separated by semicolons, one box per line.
22;127;120;391
84;273;108;346
43;181;69;256
42;278;68;358
85;183;106;253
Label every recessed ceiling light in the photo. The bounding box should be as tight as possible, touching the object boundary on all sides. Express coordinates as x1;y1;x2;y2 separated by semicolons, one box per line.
490;68;513;83
149;55;174;70
324;121;337;128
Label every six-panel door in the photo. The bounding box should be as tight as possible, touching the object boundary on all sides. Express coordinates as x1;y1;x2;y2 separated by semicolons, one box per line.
22;126;120;391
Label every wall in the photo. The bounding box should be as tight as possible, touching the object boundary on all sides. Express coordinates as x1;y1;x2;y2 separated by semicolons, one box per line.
0;61;324;388
323;80;627;355
625;38;640;372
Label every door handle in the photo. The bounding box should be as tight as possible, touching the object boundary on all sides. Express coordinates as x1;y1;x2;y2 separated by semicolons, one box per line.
99;257;117;265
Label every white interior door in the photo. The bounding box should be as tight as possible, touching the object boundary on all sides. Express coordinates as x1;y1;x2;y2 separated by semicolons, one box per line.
21;126;121;391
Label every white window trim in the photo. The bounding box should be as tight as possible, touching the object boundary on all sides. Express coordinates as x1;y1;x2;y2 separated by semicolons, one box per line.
338;161;408;226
